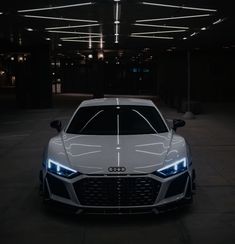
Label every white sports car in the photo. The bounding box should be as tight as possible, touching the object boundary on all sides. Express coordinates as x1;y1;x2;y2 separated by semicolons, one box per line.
40;98;195;214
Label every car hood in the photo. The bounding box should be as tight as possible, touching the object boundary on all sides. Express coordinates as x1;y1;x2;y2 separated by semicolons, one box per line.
48;131;186;174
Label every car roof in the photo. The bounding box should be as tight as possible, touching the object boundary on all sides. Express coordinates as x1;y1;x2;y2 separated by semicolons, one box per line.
80;98;155;107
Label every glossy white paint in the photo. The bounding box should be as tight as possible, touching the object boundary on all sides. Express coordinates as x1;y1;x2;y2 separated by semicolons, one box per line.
47;131;186;174
42;98;193;211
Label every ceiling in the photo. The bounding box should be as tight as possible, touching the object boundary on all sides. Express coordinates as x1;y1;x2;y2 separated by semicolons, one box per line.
0;0;234;52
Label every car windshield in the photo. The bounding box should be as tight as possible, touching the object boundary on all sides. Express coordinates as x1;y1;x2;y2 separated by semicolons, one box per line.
66;105;168;135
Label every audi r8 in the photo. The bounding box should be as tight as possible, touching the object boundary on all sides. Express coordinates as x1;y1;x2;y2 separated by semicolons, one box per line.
40;98;195;214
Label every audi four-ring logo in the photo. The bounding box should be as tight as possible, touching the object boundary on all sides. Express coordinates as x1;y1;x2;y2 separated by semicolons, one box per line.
108;166;126;172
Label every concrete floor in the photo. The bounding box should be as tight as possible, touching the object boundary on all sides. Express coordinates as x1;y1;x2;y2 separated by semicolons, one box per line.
0;94;235;244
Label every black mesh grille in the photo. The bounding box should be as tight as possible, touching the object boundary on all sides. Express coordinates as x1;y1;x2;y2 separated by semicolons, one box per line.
73;177;161;206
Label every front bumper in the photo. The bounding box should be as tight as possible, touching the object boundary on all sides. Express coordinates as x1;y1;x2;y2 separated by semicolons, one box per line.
42;169;193;213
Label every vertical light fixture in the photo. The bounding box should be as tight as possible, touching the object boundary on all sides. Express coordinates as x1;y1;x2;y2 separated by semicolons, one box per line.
183;51;195;119
114;0;121;43
89;35;92;49
100;35;103;49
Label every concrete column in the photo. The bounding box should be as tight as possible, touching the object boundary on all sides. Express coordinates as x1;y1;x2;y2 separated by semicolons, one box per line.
15;44;52;108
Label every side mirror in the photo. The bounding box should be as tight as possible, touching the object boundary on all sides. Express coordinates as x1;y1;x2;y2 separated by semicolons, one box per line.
166;119;173;128
173;119;186;131
50;120;62;132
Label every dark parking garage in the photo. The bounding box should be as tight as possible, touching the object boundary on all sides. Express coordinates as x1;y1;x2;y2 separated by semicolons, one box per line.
0;1;235;244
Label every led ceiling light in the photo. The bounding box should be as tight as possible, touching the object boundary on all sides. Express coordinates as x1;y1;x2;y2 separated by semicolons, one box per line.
201;27;207;30
89;35;92;48
100;35;103;49
62;39;103;43
130;34;174;40
114;0;120;44
115;2;119;20
23;15;98;23
190;32;198;37
115;24;119;34
134;23;189;30
213;18;224;25
141;2;217;12
18;2;93;13
98;52;104;59
115;24;119;43
131;30;186;35
136;14;211;22
45;24;100;30
47;30;101;35
61;36;100;40
26;28;34;31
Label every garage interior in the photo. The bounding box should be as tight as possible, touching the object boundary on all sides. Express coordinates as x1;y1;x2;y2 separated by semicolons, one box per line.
0;0;235;243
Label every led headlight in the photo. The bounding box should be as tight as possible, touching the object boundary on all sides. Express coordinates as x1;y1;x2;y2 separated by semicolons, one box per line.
47;159;78;178
156;157;187;178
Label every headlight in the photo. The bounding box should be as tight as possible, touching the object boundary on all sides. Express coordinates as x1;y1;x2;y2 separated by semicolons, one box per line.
47;159;78;178
155;158;187;178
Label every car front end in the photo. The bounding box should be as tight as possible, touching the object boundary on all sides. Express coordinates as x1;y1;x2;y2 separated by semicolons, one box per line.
40;98;195;214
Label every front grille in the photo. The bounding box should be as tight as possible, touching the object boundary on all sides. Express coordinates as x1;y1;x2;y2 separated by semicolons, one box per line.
73;177;161;206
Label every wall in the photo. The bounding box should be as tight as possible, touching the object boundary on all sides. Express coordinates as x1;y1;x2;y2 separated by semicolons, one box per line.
157;48;235;110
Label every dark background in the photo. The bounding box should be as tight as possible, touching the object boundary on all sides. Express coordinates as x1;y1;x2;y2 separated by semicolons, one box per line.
0;0;234;109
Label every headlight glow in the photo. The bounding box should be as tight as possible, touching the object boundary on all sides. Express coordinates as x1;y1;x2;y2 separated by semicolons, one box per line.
47;159;78;178
155;157;187;178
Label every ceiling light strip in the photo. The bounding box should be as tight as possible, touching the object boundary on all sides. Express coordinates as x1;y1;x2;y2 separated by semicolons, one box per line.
141;2;217;12
89;36;92;48
45;24;100;30
115;36;118;43
62;39;104;43
114;1;120;44
116;2;119;21
136;14;211;22
100;35;103;49
61;36;100;40
134;23;189;29
132;30;186;35
213;18;224;25
115;24;119;34
47;30;101;35
190;32;198;37
18;2;93;13
115;25;119;43
23;15;98;23
130;34;174;40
